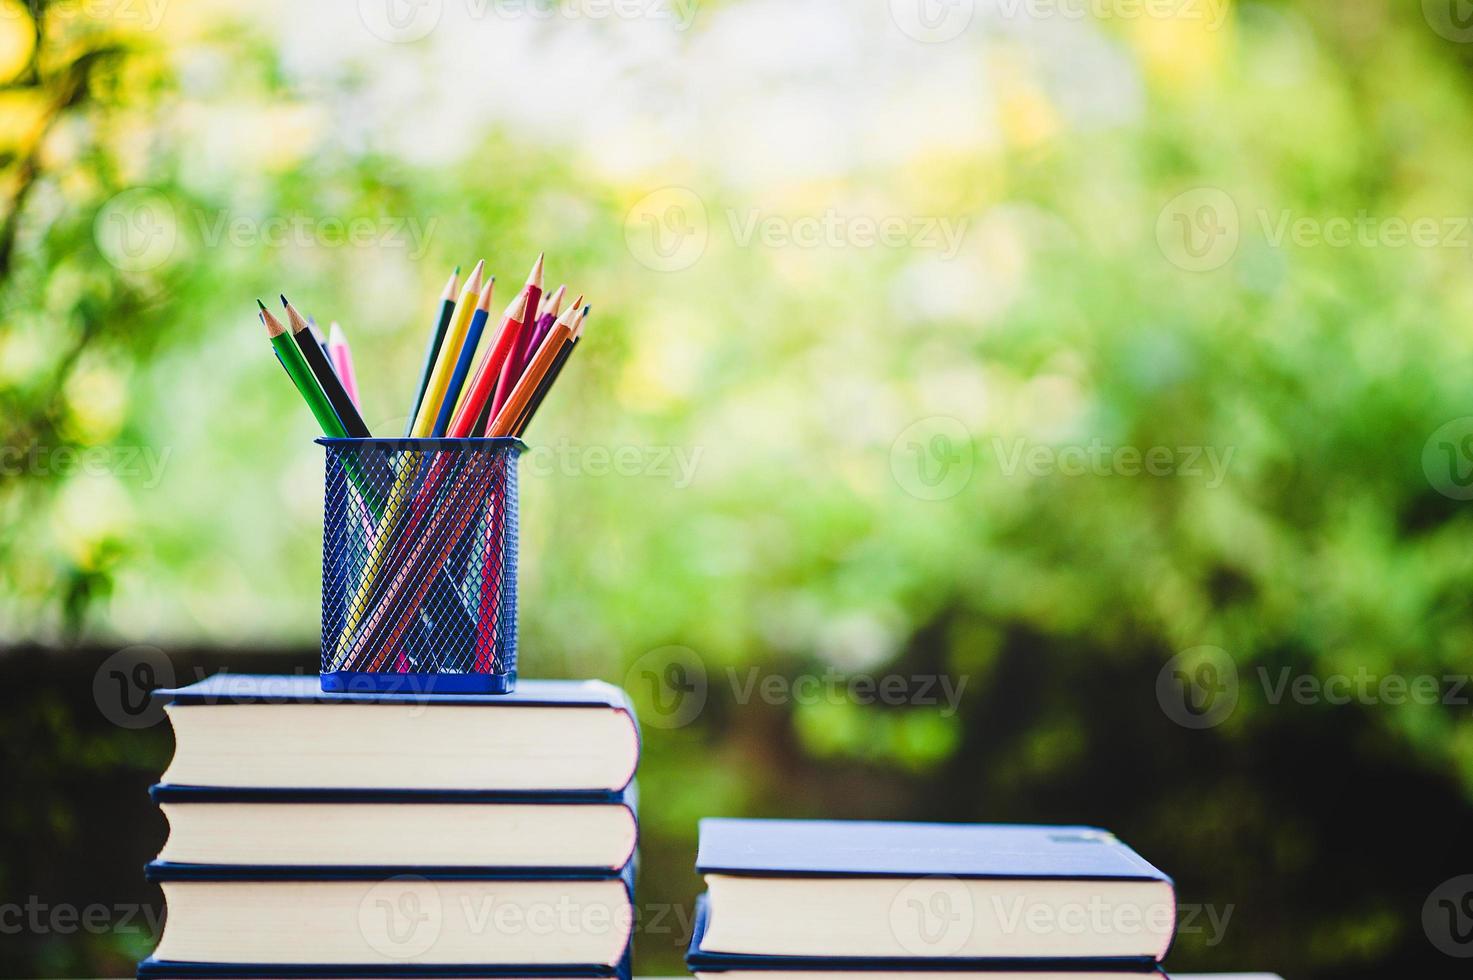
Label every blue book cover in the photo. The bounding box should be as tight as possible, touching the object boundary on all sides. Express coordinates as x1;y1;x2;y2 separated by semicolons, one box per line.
146;859;637;888
685;896;1165;975
696;819;1171;883
156;673;636;715
138;948;632;980
149;781;640;807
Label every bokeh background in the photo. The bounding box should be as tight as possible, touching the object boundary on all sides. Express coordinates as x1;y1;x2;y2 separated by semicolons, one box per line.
5;0;1473;976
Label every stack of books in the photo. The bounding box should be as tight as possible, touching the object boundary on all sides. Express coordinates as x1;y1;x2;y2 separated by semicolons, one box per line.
138;674;640;980
686;819;1176;980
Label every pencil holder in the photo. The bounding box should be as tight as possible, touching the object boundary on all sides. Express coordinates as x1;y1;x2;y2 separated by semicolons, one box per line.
317;437;524;694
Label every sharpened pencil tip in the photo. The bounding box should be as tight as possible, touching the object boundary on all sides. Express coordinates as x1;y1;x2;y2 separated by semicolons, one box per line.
257;298;267;311
527;252;545;288
279;294;289;306
506;289;530;321
465;259;486;292
454;265;461;276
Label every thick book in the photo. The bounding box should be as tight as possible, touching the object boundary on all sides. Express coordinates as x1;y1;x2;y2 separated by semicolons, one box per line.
150;784;638;872
143;862;635;970
687;896;1165;979
154;674;639;793
694;820;1175;963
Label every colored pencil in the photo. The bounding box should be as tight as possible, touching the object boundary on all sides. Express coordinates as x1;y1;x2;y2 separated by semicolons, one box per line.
261;301;346;438
327;321;361;408
487;304;577;438
406;266;460;436
488;254;544;420
539;284;567;320
410;260;484;437
514;305;587;437
431;277;495;437
449;291;530;438
523;285;565;357
282;296;372;438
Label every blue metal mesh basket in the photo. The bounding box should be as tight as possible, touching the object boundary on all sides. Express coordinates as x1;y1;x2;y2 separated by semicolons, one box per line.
317;437;524;694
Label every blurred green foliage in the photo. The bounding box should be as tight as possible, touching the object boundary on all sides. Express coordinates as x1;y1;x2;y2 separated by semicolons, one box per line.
6;0;1473;977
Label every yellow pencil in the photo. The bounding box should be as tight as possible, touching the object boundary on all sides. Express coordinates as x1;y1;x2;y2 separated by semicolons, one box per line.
409;259;485;437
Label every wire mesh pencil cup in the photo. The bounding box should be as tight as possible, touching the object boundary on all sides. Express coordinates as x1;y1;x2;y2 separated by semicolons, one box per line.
318;437;524;694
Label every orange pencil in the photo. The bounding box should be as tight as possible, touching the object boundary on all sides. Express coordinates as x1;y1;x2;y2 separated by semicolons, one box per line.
486;305;577;438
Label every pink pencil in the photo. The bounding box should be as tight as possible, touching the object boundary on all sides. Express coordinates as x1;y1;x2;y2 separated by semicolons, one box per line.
327;322;361;408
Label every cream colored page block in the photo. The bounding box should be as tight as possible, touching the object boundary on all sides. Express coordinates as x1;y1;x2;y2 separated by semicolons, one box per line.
161;703;637;790
154;879;632;965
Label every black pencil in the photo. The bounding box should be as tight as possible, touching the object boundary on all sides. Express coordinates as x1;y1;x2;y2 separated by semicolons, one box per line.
281;295;372;438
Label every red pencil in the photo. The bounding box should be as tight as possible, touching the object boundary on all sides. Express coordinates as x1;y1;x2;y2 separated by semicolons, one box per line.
447;290;530;439
488;254;544;420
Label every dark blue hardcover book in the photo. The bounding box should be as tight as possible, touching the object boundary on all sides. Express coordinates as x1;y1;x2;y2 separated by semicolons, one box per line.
149;783;639;805
149;783;639;872
685;895;1165;976
154;674;639;794
138;947;633;980
156;673;637;712
697;819;1171;882
147;859;637;887
142;863;634;972
693;820;1175;963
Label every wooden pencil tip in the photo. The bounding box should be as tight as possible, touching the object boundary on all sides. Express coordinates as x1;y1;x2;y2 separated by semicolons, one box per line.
477;277;496;310
328;321;347;344
454;264;461;276
465;259;486;292
256;298;267;312
527;252;544;288
279;293;289;306
507;289;530;321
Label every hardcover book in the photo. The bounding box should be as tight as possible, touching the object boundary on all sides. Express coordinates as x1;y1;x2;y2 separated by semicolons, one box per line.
143;862;635;971
151;783;638;872
154;674;640;793
693;820;1175;963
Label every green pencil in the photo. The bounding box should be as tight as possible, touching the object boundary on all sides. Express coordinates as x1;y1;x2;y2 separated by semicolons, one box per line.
260;300;346;438
407;265;461;436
